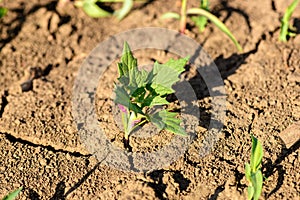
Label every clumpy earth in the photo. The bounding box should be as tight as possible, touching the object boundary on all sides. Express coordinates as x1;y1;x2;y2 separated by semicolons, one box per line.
0;0;299;199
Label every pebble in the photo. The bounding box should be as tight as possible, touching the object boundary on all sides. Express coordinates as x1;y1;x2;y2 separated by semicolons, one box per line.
279;122;300;148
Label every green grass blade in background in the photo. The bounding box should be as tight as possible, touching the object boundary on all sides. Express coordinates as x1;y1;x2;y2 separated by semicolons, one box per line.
187;8;242;51
161;12;181;20
279;0;299;41
114;0;133;20
191;0;209;32
0;7;7;18
75;0;111;18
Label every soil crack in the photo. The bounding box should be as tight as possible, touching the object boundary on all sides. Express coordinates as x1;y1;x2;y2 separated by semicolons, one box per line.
2;132;91;158
0;90;8;118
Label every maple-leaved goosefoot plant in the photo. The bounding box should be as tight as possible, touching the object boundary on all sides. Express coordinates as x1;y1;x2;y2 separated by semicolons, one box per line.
114;42;189;151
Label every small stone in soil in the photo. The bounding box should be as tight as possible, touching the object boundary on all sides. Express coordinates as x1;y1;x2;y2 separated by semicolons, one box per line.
279;122;300;148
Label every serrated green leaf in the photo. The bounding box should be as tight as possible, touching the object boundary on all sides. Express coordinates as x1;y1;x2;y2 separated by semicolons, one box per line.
0;7;7;18
118;41;146;96
118;41;138;78
140;93;169;108
148;110;186;136
79;0;112;18
250;135;263;172
151;57;188;96
163;57;189;73
114;0;133;20
151;67;177;94
114;85;143;114
161;12;181;20
252;170;263;200
128;68;148;89
149;96;169;107
3;187;22;200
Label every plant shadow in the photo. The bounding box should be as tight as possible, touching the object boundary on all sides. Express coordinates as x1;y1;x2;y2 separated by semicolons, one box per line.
146;169;191;200
27;160;102;200
212;0;252;32
263;140;300;197
293;18;300;34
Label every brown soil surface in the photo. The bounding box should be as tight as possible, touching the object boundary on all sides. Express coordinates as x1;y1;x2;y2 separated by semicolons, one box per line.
0;0;299;199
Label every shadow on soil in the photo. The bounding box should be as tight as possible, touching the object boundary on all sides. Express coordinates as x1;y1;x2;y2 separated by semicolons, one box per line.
208;184;225;200
293;18;300;34
213;0;252;32
146;170;191;200
27;161;102;200
264;140;300;198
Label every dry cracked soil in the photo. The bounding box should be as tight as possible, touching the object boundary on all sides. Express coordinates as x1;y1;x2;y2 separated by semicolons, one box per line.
0;0;299;199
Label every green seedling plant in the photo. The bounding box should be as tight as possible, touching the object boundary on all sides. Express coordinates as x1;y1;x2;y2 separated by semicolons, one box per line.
0;0;7;18
74;0;144;20
114;42;188;151
245;135;263;200
161;0;242;51
2;187;22;200
191;0;209;33
279;0;299;41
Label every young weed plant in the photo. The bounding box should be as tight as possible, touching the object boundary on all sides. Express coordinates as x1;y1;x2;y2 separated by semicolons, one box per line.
114;42;188;151
74;0;144;20
245;135;263;200
2;187;22;200
279;0;299;41
161;0;242;51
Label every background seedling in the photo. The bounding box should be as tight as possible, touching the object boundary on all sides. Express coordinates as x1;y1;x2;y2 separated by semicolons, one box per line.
74;0;145;20
161;0;242;51
191;0;209;32
245;135;263;200
2;187;22;200
279;0;299;41
0;0;7;18
114;42;188;151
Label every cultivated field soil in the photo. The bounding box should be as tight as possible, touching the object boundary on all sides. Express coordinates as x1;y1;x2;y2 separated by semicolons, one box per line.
0;0;299;199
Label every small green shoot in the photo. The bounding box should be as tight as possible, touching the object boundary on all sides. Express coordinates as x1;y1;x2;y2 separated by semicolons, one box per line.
0;0;7;18
245;135;263;200
74;0;112;18
191;0;209;32
279;0;299;41
161;0;242;52
2;187;22;200
114;42;188;151
74;0;144;20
